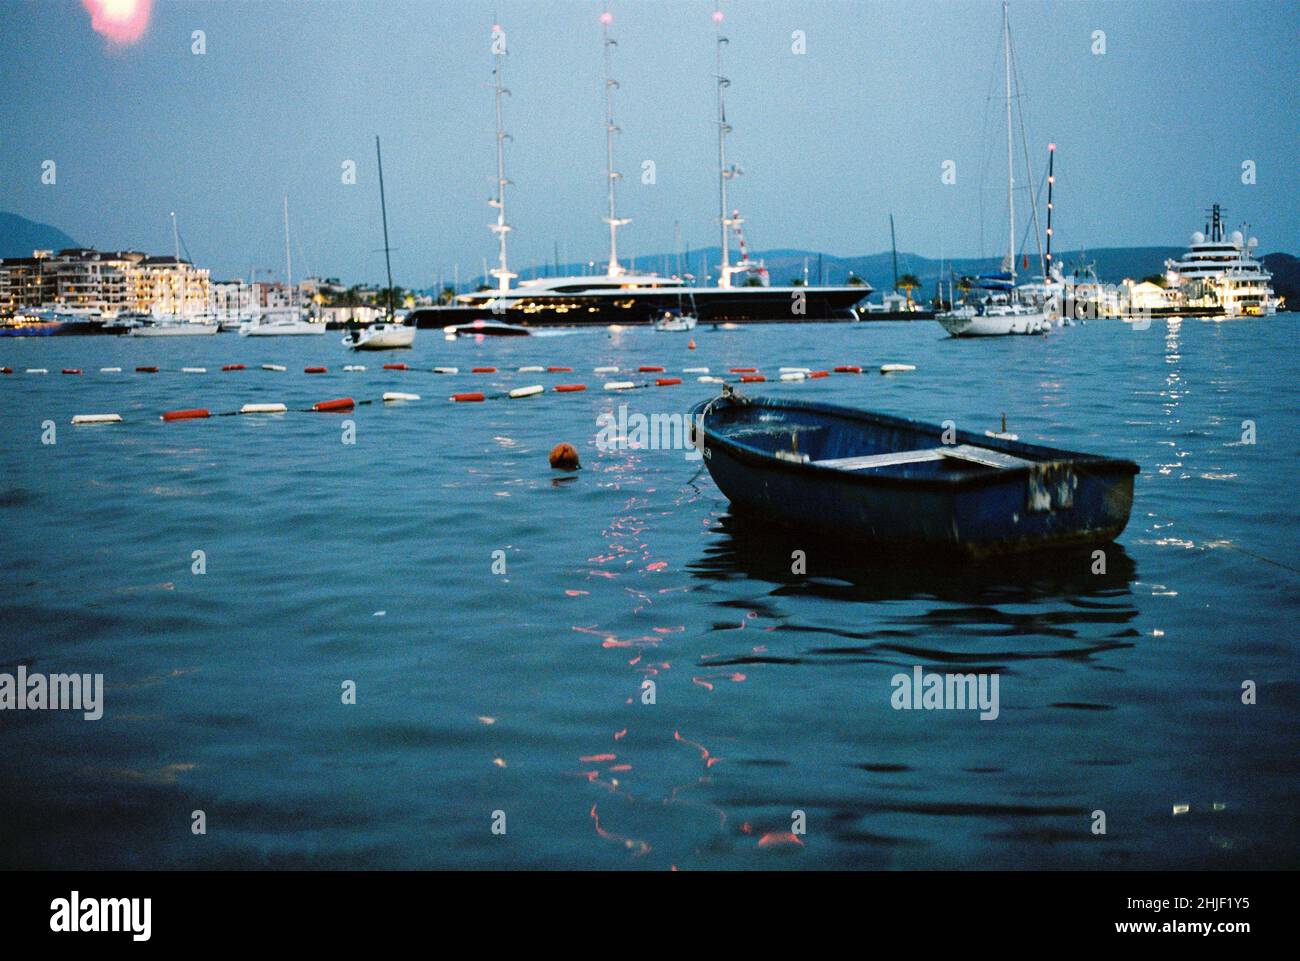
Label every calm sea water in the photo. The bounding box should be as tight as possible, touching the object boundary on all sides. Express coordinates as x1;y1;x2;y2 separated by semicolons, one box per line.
1;318;1296;870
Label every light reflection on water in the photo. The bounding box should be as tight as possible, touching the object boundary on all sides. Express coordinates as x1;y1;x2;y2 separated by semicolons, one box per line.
0;318;1296;869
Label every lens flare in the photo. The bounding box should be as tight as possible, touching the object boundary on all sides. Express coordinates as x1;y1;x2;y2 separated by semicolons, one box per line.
82;0;152;46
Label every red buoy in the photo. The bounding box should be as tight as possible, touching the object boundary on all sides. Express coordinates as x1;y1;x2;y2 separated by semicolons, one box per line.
638;365;665;373
740;374;766;383
834;365;862;374
382;363;408;370
471;366;497;373
135;366;158;373
312;397;355;412
655;377;682;386
452;392;486;402
162;408;211;421
222;364;246;371
808;370;830;379
554;384;587;392
730;367;757;373
62;368;83;375
549;442;581;470
0;367;11;375
547;365;573;373
304;366;327;374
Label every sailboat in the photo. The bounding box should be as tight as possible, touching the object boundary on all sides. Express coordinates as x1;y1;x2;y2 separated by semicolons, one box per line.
345;136;416;350
241;198;325;336
131;212;219;336
937;3;1048;338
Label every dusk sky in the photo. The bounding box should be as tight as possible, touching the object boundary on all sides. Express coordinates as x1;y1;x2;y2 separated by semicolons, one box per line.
2;0;1296;286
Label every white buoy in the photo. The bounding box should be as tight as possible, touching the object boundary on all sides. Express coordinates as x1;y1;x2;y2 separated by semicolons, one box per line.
604;380;635;390
780;371;806;382
698;376;724;384
880;364;916;374
594;366;619;373
71;413;122;425
383;391;420;402
517;365;544;373
25;368;48;374
182;367;207;373
99;367;122;373
240;402;287;414
508;384;544;399
779;367;811;374
261;364;286;372
343;365;366;372
683;366;710;373
433;367;459;374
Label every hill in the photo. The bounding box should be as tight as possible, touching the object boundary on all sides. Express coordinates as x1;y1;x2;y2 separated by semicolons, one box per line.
0;212;82;259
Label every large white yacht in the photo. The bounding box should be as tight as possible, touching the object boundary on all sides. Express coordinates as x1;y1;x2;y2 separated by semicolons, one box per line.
1165;205;1279;316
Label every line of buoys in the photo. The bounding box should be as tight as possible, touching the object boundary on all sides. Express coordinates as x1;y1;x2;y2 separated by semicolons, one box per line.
262;364;285;372
834;365;862;373
382;363;408;371
71;413;121;425
452;391;486;402
740;374;766;383
62;368;83;375
100;367;122;373
638;365;665;373
383;391;421;402
508;384;544;399
240;402;287;414
312;397;355;412
655;377;682;386
304;366;327;374
162;408;211;421
136;366;158;373
554;383;587;392
222;364;245;371
880;363;916;374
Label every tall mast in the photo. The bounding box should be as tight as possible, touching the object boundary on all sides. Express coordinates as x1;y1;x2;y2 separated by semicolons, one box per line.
375;136;394;322
282;196;293;307
1044;143;1055;282
1003;1;1015;281
601;7;629;278
489;23;515;293
714;4;735;288
889;213;898;292
170;211;183;315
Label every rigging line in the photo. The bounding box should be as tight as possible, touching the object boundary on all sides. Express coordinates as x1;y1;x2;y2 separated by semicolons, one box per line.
1155;514;1300;576
1007;18;1044;276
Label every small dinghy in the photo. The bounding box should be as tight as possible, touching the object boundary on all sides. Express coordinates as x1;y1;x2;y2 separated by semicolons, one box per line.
690;389;1138;557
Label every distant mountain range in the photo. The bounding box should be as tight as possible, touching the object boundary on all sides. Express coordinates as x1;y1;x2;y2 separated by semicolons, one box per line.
5;210;1293;308
0;213;81;258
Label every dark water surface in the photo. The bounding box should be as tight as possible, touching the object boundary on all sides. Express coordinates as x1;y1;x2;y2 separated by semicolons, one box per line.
1;319;1296;869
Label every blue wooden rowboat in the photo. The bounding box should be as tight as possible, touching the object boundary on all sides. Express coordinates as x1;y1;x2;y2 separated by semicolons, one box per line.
690;390;1139;558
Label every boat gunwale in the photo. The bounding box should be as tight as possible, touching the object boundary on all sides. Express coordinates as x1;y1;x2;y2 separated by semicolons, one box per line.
692;395;1139;492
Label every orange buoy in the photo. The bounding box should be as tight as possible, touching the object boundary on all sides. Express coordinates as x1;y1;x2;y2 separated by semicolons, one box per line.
221;364;246;371
688;339;696;350
135;366;159;373
740;374;766;383
554;383;587;392
549;442;581;470
638;365;665;373
809;370;830;379
547;365;573;373
162;408;211;421
655;377;682;386
382;363;408;370
452;392;486;402
62;368;83;375
0;367;11;375
304;366;327;374
312;397;355;412
834;365;862;373
730;367;757;373
471;366;497;374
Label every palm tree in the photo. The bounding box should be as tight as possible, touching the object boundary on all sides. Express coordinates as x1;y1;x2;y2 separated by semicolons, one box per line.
897;273;921;307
